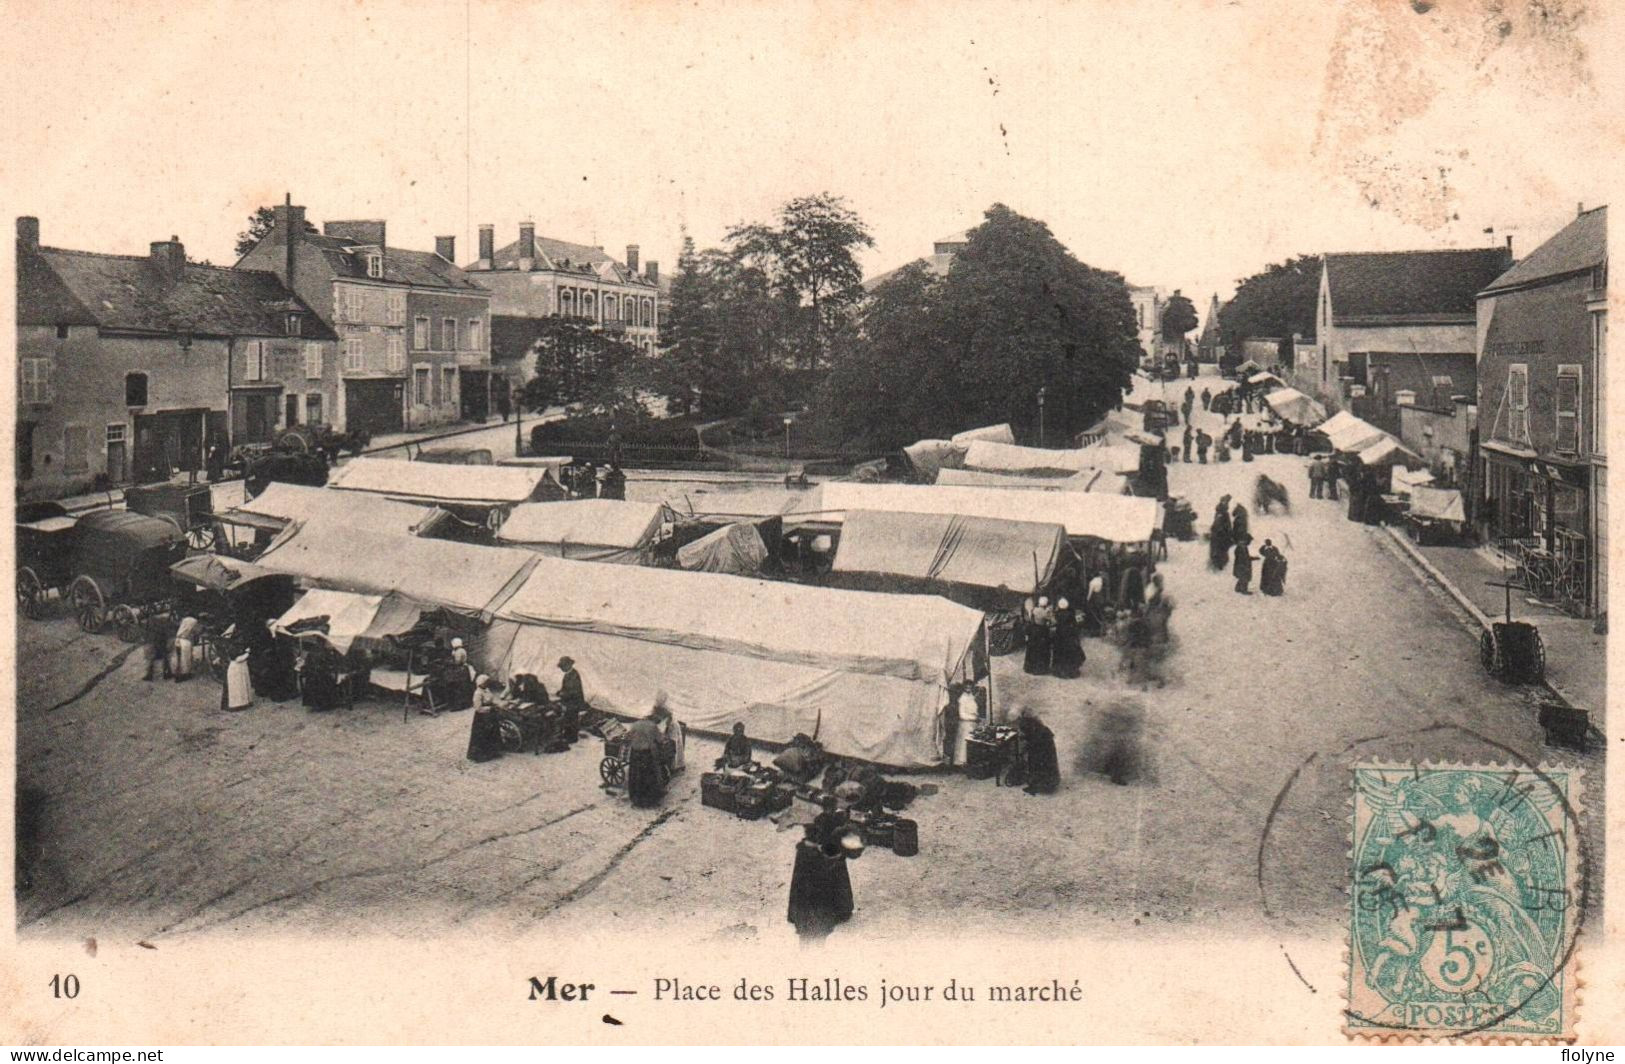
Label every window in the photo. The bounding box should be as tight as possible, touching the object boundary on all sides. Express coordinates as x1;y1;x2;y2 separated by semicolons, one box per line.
644;298;653;327
560;289;574;316
441;367;456;405
442;317;457;351
243;340;264;382
605;295;618;321
344;337;365;372
304;341;323;379
467;318;482;352
105;423;126;445
21;357;53;403
63;424;89;474
1556;365;1581;454
1508;364;1528;412
388;291;405;325
414;366;430;405
286;311;302;336
366;253;383;279
413;316;430;349
387;333;405;370
343;287;363;322
1593;312;1607;453
305;393;324;425
582;292;596;319
125;371;149;407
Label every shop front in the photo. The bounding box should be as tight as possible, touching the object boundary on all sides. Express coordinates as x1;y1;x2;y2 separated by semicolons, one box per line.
1482;443;1593;616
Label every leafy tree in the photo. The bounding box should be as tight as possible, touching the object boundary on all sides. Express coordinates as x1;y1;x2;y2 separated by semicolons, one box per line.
807;203;1140;450
725;193;874;371
522;316;646;420
234;205;318;259
1160;290;1198;342
1217;255;1321;369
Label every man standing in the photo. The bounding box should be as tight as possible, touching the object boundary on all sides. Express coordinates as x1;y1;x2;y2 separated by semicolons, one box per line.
1325;456;1341;501
1308;456;1323;499
1233;534;1255;595
1196;429;1212;464
557;656;586;731
1181;423;1193;463
1208;496;1233;570
1201;387;1212;412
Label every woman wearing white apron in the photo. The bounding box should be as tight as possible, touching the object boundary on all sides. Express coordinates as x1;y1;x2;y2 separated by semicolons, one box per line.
224;652;253;711
172;615;199;682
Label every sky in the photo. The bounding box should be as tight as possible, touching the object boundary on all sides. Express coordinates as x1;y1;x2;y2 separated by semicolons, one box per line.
4;0;1620;321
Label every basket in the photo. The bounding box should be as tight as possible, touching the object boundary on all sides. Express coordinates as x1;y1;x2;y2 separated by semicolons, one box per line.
891;818;919;857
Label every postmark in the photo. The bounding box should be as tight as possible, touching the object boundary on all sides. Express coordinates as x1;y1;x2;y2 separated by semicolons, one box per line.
1346;762;1584;1041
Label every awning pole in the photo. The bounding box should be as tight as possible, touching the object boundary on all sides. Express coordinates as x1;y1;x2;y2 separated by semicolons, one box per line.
983;619;994;726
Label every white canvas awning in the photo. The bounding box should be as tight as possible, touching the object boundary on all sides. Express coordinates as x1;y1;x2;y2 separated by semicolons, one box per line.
675;522;770;574
271;589;426;654
1390;466;1436;494
496;500;666;564
1358;436;1421;466
488;558;986;767
225;482;449;537
1263;387;1328;426
963;439;1101;475
255;517;539;619
901;439;967;480
1409;485;1466;522
1321;413;1388;452
785;482;1160;544
831;510;1066;593
935;467;1105;492
327;456;555;507
949;423;1016;446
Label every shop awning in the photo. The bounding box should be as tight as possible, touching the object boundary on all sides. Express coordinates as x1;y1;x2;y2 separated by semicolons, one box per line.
272;589;426;654
1390;466;1435;494
1358;436;1421;466
1408;486;1467;523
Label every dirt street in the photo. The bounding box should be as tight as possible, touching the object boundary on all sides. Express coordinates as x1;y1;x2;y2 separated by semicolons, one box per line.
16;393;1602;950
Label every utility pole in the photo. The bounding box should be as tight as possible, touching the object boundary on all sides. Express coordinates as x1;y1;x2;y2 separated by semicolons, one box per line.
1037;387;1047;448
514;382;524;457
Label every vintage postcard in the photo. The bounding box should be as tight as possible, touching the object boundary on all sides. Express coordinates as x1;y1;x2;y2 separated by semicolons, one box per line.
2;0;1619;1047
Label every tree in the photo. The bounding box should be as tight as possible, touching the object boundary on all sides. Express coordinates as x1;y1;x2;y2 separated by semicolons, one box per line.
725;193;874;371
807;203;1141;450
1217;255;1321;369
1160;290;1198;343
522;316;646;420
235;207;278;259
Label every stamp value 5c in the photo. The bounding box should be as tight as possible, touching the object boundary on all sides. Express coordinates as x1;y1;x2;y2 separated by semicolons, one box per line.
1347;762;1584;1041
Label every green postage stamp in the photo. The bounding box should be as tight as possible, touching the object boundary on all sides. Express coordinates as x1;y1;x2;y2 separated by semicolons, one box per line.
1347;762;1585;1041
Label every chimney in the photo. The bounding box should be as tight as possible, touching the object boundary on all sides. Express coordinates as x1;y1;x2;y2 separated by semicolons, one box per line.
518;222;535;270
436;235;456;262
625;244;640;274
150;235;186;279
645;261;659;284
17;216;39;250
272;194;305;288
1506;234;1514;256
478;224;494;267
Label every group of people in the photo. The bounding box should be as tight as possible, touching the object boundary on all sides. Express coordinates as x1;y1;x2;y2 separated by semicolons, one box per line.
622;693;686;807
1306;454;1342;500
1207;495;1288;596
566;461;627;500
1021;596;1086;679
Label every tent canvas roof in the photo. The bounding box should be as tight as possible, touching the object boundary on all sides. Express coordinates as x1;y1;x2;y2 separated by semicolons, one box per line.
935;467;1104;492
785;482;1160;543
228;482;448;536
272;588;425;654
832;509;1066;593
1263;387;1328;426
497;500;665;551
675;522;770;574
496;555;983;685
1358;436;1421;466
1391;466;1435;494
1409;485;1467;522
327;456;552;506
963;439;1103;475
901;438;966;480
255;518;539;618
950;423;1016;446
1321;412;1388;452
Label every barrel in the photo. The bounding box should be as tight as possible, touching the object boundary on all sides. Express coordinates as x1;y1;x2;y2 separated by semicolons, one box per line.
891;818;919;857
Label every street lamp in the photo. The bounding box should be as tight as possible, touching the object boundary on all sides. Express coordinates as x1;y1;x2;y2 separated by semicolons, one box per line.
783;416;794;459
513;382;524;457
1037;387;1047;449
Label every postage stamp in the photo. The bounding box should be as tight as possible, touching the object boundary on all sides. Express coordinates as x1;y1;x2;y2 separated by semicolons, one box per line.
1346;762;1585;1042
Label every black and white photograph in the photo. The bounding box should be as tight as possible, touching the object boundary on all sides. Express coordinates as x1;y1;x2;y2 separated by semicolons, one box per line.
4;0;1620;1046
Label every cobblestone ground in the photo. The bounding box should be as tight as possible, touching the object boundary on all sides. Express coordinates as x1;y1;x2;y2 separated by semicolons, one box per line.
15;390;1603;950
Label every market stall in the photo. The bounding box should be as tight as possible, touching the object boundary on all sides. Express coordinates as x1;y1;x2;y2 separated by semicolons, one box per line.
325;456;558;530
495;499;669;564
935;467;1104;492
962;439;1104;476
949;423;1016;446
675;522;771;574
487;558;989;768
214;482;451;557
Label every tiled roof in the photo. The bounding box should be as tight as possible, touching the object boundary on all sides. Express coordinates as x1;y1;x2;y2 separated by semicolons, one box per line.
22;246;336;339
301;232;485;291
1325;247;1510;323
480;235;656;287
17;246;97;326
1482;206;1606;293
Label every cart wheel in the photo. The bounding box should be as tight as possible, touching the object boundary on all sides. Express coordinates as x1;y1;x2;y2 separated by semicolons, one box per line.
70;576;106;633
1479;629;1502;680
1530;630;1546;683
112;604;142;644
599;756;626;787
187;523;216;551
277;430;310;453
16;566;45;620
498;718;525;752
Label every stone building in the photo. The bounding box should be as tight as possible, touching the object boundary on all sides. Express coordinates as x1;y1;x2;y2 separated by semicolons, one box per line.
16;216;336;499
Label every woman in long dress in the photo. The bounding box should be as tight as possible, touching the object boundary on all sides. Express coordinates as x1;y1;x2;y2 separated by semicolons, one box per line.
788;788;861;942
1050;599;1084;679
1018;710;1061;795
1208;496;1233;570
1023;596;1054;675
624;714;665;807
